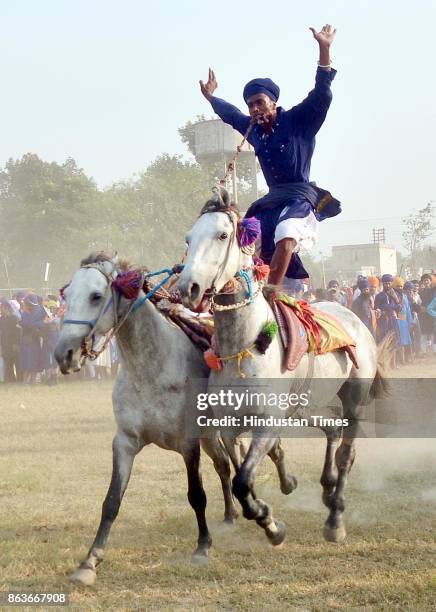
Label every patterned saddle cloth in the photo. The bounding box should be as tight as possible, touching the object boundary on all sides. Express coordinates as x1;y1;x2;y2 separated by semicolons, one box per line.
271;293;358;371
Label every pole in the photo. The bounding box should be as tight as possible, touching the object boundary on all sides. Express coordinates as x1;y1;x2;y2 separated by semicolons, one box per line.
320;252;326;289
3;257;12;298
44;262;51;297
232;159;238;204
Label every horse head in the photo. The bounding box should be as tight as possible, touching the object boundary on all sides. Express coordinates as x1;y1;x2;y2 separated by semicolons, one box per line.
55;253;125;373
178;188;254;311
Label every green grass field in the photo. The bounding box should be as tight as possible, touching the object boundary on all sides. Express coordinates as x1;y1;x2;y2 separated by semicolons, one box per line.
1;378;435;611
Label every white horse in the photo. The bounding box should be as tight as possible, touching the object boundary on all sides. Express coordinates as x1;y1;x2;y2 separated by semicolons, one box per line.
178;189;390;546
55;252;295;585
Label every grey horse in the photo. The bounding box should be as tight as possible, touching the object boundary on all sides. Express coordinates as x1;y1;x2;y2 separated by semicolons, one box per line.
55;252;295;584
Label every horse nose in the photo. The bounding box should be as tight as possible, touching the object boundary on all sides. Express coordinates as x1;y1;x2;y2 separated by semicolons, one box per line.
177;278;200;307
190;283;200;303
54;345;74;374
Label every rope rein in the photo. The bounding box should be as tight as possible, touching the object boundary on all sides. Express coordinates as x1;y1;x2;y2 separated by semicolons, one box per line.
219;121;255;188
63;264;182;364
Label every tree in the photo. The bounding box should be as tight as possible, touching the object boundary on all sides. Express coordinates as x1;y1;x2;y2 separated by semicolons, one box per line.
402;203;435;275
0;154;98;288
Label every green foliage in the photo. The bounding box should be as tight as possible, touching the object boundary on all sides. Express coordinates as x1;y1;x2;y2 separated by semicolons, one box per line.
0;154;98;288
0;152;216;290
402;203;435;275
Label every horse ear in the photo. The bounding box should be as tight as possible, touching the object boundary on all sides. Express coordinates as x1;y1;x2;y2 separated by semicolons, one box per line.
201;186;232;214
211;186;229;210
220;187;230;207
112;252;119;264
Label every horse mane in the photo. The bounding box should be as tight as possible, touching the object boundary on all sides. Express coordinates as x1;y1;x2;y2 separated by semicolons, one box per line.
80;252;132;272
200;187;241;217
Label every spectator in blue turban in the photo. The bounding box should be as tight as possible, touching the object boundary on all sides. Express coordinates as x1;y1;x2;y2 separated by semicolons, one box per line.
357;278;369;291
381;274;394;284
375;274;401;346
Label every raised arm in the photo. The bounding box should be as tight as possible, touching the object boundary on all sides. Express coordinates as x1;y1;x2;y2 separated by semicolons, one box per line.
309;24;336;71
288;24;337;137
199;68;251;136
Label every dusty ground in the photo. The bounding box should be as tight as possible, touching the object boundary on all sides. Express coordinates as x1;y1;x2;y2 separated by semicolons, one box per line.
1;361;435;611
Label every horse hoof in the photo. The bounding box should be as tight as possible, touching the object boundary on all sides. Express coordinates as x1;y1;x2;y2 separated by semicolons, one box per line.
267;520;287;547
191;552;209;565
224;509;239;524
280;475;298;495
70;568;96;586
323;524;347;543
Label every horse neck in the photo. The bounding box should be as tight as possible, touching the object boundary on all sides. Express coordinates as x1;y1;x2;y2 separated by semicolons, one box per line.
116;295;175;381
214;288;270;357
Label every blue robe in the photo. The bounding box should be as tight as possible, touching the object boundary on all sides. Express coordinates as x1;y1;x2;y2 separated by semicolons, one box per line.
19;307;45;372
210;68;338;278
395;293;413;346
374;291;401;343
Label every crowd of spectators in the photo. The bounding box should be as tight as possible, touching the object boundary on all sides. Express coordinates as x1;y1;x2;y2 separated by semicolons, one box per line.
294;271;436;369
1;271;435;382
0;291;119;384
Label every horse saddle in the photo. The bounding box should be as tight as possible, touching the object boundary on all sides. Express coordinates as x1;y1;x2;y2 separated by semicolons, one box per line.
273;300;309;370
272;295;358;371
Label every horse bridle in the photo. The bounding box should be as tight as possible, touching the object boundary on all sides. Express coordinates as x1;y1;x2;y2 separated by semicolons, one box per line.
198;207;256;302
62;263;139;362
197;207;259;311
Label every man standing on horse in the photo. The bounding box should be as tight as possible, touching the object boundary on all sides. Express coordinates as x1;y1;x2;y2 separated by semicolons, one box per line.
200;24;339;288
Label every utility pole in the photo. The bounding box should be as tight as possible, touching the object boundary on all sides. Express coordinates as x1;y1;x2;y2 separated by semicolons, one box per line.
319;252;326;289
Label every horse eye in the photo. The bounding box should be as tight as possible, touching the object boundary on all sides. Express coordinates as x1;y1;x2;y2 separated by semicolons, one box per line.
219;232;228;241
90;292;103;304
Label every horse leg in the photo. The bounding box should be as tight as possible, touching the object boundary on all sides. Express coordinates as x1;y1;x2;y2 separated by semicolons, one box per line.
225;435;297;498
183;441;213;563
323;421;358;543
70;433;142;585
320;426;341;509
220;435;243;471
268;438;298;495
201;436;239;523
232;435;286;546
221;435;258;499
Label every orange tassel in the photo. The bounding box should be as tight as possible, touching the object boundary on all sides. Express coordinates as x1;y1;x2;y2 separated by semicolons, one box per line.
204;349;222;371
253;264;270;281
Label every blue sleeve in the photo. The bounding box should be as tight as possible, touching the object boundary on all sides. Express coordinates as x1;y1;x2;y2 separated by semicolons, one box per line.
404;297;414;324
374;293;401;314
427;297;436;318
287;67;336;137
210;96;251;136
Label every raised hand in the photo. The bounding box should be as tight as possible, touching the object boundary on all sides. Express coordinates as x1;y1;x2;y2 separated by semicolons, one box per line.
199;68;218;101
309;24;337;47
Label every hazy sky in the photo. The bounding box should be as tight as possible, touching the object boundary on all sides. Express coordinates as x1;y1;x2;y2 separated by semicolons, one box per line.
1;0;435;254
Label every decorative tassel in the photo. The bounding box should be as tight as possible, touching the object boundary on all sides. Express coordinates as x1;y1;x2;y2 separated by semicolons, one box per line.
204;348;222;371
112;269;143;300
238;217;261;247
254;320;278;354
253;263;270;281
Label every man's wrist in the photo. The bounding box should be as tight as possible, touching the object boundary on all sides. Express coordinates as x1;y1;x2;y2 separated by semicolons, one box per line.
318;45;332;70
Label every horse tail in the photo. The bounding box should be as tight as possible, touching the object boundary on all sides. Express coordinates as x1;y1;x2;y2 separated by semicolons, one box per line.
369;333;395;400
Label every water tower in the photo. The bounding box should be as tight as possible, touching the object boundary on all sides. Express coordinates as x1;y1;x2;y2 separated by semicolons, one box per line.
192;119;257;203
